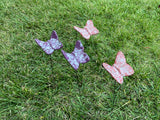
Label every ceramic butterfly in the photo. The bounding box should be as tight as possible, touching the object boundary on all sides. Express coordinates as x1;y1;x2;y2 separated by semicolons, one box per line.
102;51;134;84
74;20;99;39
61;40;90;70
35;30;63;54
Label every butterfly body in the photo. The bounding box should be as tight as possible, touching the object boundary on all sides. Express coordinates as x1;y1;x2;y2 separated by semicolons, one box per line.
74;20;99;39
61;40;90;70
103;51;134;84
35;31;63;54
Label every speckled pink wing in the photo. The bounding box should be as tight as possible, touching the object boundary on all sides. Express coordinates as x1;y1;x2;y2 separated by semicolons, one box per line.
84;20;99;35
74;20;99;39
114;51;126;68
103;51;134;84
103;63;123;84
114;51;134;76
74;26;90;39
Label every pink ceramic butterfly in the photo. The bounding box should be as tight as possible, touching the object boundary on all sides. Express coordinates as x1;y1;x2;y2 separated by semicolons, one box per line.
61;40;90;70
74;20;99;39
35;31;63;54
102;51;134;84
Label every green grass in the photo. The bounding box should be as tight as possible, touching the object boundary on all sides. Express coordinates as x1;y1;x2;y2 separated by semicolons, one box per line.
0;0;160;119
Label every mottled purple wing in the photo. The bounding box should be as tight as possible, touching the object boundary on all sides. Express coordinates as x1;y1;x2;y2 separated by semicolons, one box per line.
61;50;79;70
72;40;90;63
35;39;54;54
50;30;58;39
61;40;90;70
35;30;63;54
48;38;63;50
49;30;63;49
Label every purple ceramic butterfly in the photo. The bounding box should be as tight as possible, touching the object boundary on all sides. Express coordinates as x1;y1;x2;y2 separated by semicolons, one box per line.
61;40;90;70
35;31;63;54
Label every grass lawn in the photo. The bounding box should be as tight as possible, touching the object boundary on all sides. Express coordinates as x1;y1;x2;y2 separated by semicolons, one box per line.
0;0;160;119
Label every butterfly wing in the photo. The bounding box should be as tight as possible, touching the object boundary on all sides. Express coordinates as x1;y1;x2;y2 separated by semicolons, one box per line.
61;50;79;70
72;40;90;64
119;64;134;76
50;30;58;39
76;52;90;64
114;51;134;76
85;20;99;35
48;30;63;49
74;26;90;39
114;51;126;67
48;38;63;50
35;39;54;54
103;63;123;84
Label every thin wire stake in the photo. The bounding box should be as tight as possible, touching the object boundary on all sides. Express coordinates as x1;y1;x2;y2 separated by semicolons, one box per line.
49;54;56;89
75;31;83;90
